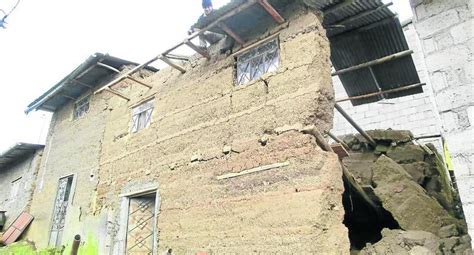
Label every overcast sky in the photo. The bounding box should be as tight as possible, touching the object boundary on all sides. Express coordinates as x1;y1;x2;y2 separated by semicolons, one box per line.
0;0;412;153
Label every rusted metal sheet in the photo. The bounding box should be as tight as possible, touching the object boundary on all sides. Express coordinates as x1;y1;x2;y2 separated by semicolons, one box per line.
1;212;34;245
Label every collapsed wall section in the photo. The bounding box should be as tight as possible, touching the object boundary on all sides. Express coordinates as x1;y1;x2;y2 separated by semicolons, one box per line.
95;6;348;253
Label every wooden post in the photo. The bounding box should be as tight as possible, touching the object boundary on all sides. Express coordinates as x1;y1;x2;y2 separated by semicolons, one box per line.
217;22;245;45
258;0;285;24
334;103;377;147
331;50;414;76
159;56;186;73
184;39;210;59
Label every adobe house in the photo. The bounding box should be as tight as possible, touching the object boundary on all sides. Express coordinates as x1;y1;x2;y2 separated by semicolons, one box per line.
16;0;471;254
0;143;43;230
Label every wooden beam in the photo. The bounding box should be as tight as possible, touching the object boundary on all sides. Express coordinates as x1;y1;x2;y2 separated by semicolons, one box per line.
326;131;350;150
331;50;414;76
105;88;130;101
258;0;285;24
231;32;281;58
97;62;121;73
217;22;245;45
159;56;186;73
336;83;426;103
59;94;77;100
333;3;393;26
125;76;153;89
70;79;94;88
184;39;210;59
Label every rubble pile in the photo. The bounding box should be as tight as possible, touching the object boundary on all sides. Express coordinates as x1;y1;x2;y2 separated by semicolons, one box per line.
341;130;472;254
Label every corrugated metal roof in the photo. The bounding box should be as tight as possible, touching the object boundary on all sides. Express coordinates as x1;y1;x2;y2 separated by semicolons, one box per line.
321;0;422;105
25;53;159;114
0;143;44;171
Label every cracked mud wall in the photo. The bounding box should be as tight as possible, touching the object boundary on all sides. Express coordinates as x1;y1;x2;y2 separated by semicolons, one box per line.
25;91;110;250
94;6;348;254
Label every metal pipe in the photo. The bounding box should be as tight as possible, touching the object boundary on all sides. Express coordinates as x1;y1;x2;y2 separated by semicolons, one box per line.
71;234;81;255
326;131;350;150
334;103;376;147
336;83;426;103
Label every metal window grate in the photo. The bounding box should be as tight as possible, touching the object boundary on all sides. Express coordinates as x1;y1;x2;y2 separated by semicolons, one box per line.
131;100;154;133
73;95;90;119
236;38;280;85
49;175;74;247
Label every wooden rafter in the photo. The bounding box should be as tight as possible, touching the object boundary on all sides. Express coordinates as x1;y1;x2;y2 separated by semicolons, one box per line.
217;22;245;45
184;39;210;59
70;79;94;88
336;83;426;103
97;62;121;73
126;76;153;89
159;56;186;73
105;88;130;101
258;0;285;24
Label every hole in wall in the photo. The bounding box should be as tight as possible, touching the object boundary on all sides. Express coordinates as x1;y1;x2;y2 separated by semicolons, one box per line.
342;178;400;251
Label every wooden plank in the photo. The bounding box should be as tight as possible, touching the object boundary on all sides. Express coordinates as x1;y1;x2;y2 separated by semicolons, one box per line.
217;22;245;45
331;143;350;159
217;162;290;180
331;50;414;76
258;0;285;24
231;32;281;58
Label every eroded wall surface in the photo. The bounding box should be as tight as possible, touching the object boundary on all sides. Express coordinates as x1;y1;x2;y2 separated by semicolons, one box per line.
409;0;474;245
25;91;110;250
94;7;348;254
0;151;42;228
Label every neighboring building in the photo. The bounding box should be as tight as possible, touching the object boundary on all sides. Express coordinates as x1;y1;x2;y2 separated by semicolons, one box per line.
0;143;44;229
409;0;474;245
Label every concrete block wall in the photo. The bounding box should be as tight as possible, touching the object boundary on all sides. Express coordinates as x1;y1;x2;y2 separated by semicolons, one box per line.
331;22;443;150
409;0;474;244
0;151;42;228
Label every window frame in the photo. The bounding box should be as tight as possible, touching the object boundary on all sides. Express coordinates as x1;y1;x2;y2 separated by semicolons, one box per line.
73;94;91;120
235;37;280;86
131;99;154;133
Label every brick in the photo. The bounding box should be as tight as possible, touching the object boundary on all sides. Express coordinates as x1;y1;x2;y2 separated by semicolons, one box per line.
415;9;460;38
451;20;474;44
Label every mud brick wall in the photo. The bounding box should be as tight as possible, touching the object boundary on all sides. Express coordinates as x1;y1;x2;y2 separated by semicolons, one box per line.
94;7;348;254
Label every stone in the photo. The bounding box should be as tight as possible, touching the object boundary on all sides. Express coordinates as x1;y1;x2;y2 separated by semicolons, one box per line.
366;129;414;143
371;156;458;235
222;145;232;154
401;162;430;184
439;224;459;238
359;229;440;254
387;145;426;163
439;237;460;252
375;144;390;154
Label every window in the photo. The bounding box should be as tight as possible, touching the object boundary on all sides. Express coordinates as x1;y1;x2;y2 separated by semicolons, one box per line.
236;38;280;85
10;178;22;201
73;95;90;119
131;99;154;133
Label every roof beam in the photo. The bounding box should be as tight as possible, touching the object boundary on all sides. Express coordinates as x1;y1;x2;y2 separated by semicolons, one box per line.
165;53;191;61
258;0;285;24
184;39;210;59
332;3;393;27
105;88;130;101
331;50;414;76
125;76;153;89
97;62;121;73
59;94;78;100
217;22;245;45
71;79;94;88
159;56;186;73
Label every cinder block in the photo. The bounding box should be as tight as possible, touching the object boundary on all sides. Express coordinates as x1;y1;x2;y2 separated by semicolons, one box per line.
425;45;470;72
415;9;460;38
451;20;474;44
